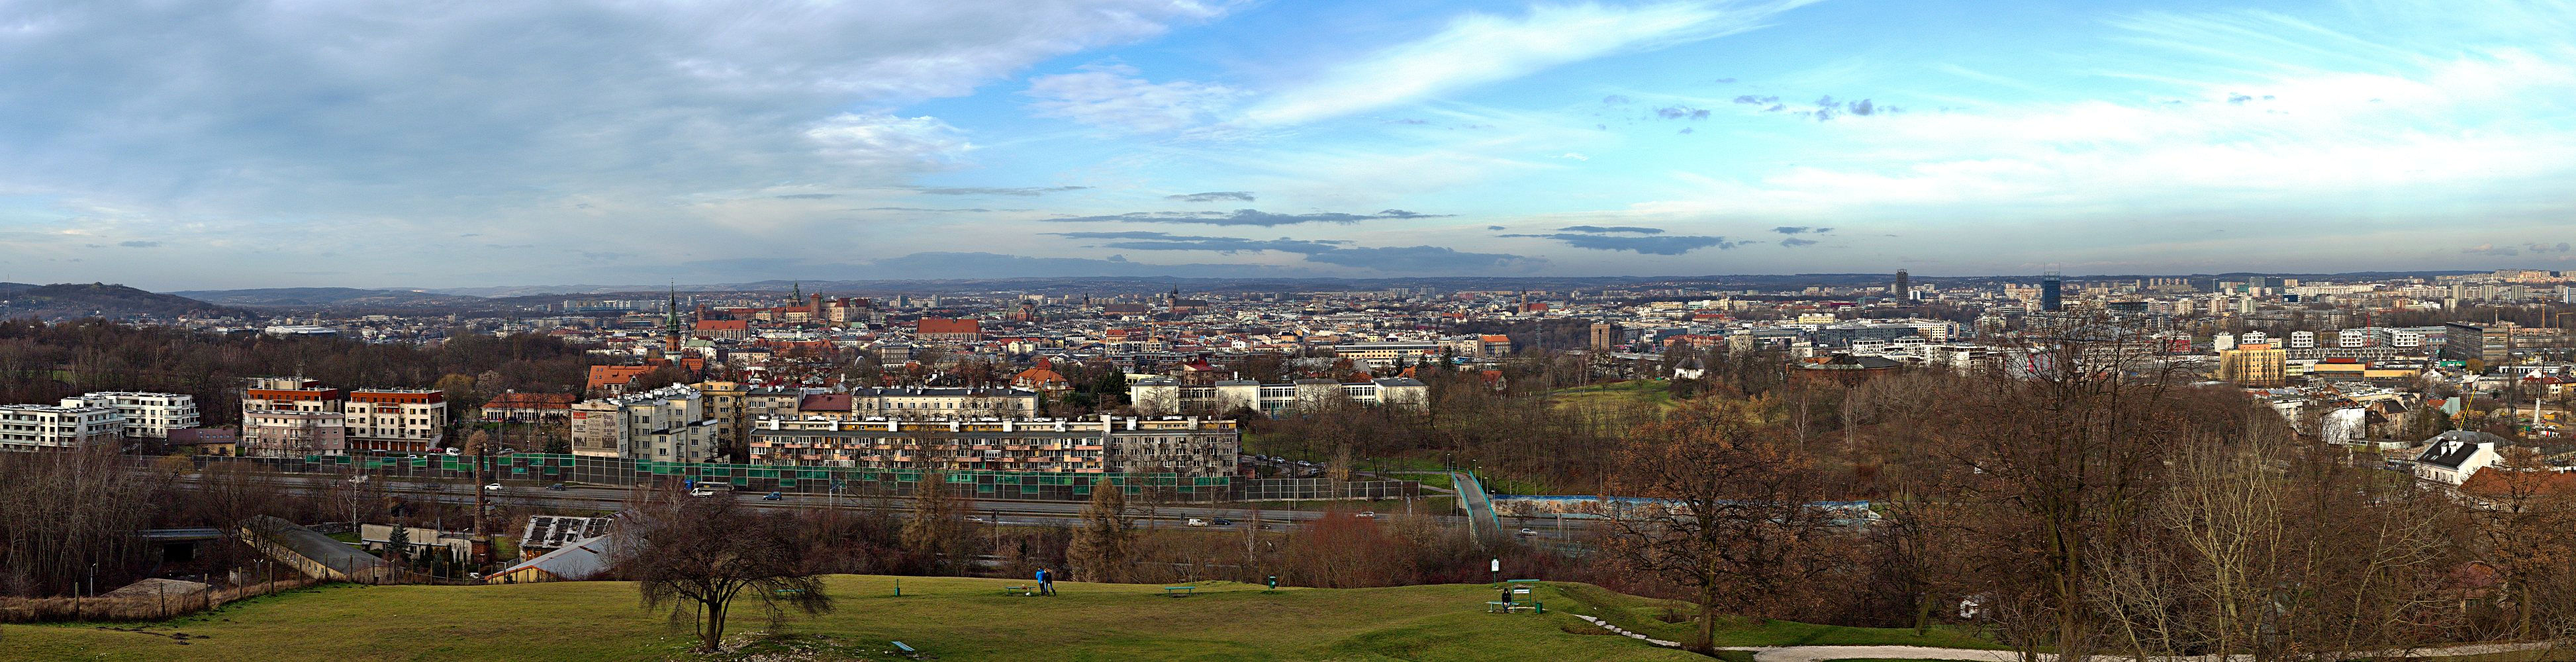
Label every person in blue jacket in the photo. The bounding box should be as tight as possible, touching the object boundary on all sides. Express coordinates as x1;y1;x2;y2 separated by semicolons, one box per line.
1035;568;1054;596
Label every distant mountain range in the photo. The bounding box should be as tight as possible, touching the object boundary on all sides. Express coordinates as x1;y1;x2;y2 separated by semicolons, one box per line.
171;287;489;307
0;283;244;320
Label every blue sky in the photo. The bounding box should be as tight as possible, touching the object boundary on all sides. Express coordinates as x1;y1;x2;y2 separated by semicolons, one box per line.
1;0;2571;289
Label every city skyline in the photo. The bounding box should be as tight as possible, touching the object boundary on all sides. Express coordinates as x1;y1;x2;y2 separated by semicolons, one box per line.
1;0;2571;290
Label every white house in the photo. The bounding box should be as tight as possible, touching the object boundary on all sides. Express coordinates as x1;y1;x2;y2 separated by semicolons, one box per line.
2412;430;2508;485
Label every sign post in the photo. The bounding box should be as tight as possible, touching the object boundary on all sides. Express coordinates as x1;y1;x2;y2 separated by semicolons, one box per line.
1489;558;1499;585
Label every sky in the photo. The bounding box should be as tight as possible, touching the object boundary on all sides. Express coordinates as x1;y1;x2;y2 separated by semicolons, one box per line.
1;0;2572;290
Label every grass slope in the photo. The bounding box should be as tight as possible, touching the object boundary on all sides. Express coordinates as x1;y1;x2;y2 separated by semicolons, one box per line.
2;577;1723;662
1549;380;1678;412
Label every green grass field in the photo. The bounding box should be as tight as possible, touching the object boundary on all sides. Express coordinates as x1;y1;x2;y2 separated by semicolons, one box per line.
1549;380;1676;412
0;577;1755;662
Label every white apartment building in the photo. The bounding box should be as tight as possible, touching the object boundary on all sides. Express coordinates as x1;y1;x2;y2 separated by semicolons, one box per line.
0;404;126;452
2337;328;2371;348
342;389;447;452
2380;327;2429;349
2287;331;2316;349
569;385;723;462
1129;377;1429;416
60;392;199;438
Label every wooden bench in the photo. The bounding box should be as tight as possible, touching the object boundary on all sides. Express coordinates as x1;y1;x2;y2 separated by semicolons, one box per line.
1003;585;1037;595
892;641;920;659
1485;600;1545;614
1161;586;1196;597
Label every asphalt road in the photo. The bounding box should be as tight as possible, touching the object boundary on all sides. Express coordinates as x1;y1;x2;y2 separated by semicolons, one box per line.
201;473;1598;543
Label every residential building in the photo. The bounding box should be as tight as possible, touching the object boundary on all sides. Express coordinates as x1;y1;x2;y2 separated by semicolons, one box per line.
2412;430;2506;485
568;384;722;462
0;404;125;452
343;389;446;452
2442;321;2514;364
1331;342;1441;370
240;410;348;456
2218;342;2287;387
1128;377;1429;415
60;391;199;438
479;391;578;422
747;414;1238;477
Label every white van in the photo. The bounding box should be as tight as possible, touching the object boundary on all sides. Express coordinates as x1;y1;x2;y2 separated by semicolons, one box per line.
1186;518;1209;527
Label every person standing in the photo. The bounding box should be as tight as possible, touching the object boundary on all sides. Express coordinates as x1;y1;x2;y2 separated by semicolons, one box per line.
1036;567;1054;596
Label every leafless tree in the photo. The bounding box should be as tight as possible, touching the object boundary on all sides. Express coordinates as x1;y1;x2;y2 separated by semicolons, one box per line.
618;493;834;653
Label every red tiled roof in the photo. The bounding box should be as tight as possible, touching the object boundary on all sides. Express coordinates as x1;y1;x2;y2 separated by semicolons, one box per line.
797;394;852;411
918;318;980;334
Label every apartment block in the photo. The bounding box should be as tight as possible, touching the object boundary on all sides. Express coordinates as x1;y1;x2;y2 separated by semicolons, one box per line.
569;384;723;462
1128;377;1429;416
747;414;1238;477
240;410;348;456
0;404;126;452
60;391;199;438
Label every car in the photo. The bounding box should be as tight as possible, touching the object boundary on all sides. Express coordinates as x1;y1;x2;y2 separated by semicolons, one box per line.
483;483;504;491
1211;518;1234;526
760;492;784;501
967;516;991;523
1517;528;1537;537
1355;511;1376;518
1186;518;1209;527
546;483;567;491
689;487;720;498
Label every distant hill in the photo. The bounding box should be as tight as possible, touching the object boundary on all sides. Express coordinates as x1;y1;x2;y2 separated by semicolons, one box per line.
171;287;487;307
0;282;245;320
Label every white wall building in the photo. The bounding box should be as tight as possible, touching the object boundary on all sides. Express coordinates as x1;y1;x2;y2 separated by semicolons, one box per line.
570;385;723;462
0;404;126;452
1130;377;1430;416
60;392;199;439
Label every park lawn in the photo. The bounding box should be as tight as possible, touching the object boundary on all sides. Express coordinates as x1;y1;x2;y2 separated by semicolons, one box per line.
1;576;1718;662
1550;380;1676;412
1549;583;2002;650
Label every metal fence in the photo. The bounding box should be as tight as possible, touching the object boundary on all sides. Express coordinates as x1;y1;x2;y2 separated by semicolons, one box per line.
155;451;1414;503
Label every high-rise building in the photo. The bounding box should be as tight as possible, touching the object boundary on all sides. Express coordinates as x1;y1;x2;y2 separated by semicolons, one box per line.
2218;343;2287;387
2040;272;2063;312
1892;270;1910;299
1590;321;1617;350
2442;321;2514;364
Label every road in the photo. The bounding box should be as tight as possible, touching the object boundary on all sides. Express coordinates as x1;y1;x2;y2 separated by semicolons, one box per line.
205;472;1599;544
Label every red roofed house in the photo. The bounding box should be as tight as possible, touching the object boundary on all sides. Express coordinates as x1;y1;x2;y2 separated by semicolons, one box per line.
917;318;982;343
1012;359;1072;393
587;365;655;394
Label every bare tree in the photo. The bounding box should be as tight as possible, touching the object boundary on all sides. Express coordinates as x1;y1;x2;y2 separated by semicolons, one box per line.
1600;397;1837;653
620;493;834;653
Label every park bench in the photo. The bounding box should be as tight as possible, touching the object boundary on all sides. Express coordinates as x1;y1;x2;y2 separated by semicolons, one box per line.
892;640;920;659
1486;600;1545;614
1003;585;1037;596
1161;586;1196;597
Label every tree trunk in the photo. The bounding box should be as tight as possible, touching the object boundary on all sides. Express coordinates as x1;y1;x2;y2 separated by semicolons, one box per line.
1695;585;1719;653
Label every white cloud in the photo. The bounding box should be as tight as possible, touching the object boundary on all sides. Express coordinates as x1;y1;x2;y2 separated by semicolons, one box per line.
805;113;975;167
1242;1;1817;125
1025;64;1243;133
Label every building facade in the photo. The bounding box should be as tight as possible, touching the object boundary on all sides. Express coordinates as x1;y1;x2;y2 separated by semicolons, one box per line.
0;404;126;452
569;385;723;462
747;415;1238;477
240;410;347;456
1128;377;1429;416
344;389;447;452
60;392;199;439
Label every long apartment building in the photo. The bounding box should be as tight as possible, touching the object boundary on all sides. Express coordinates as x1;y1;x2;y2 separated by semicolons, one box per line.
569;384;724;462
59;392;199;438
241;377;448;455
0;404;126;452
1128;377;1428;416
746;414;1238;477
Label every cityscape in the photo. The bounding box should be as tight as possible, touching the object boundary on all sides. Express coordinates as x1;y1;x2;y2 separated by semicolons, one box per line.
5;1;2576;661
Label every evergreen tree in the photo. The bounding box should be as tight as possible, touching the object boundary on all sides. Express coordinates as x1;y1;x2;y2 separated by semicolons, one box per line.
1067;478;1135;583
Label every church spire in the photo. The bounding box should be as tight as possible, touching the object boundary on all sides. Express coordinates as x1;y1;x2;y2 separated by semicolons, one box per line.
663;283;684;352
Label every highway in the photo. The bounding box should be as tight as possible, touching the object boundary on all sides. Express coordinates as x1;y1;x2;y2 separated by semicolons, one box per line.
199;472;1599;544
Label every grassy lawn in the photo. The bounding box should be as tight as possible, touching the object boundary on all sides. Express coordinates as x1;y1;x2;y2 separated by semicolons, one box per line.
1550;380;1676;412
1;577;1754;662
1548;584;2001;650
